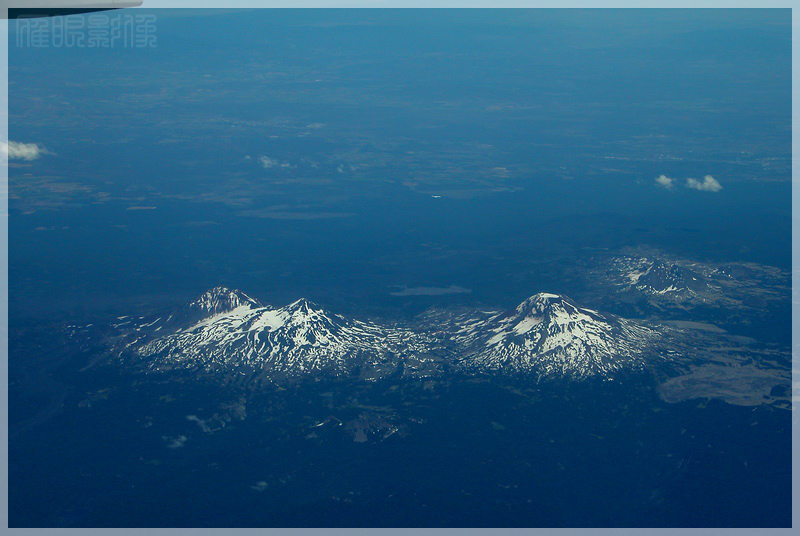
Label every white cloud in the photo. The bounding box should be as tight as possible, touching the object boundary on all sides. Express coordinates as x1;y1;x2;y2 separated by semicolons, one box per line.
162;435;188;449
1;140;47;161
186;415;211;433
655;175;674;189
258;156;279;169
336;163;357;174
686;175;723;192
258;155;294;170
250;481;269;492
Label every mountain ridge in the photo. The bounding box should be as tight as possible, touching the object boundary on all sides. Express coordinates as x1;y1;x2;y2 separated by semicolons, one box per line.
100;287;668;382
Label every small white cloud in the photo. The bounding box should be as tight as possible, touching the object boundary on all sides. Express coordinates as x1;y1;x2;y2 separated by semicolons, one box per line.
1;140;47;161
186;415;211;433
250;481;269;492
258;155;294;170
162;435;188;449
258;156;278;169
336;163;357;174
655;175;674;189
686;175;723;192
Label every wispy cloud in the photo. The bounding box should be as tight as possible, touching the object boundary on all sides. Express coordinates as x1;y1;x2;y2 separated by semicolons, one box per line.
250;481;269;492
258;156;279;169
162;435;188;449
258;155;294;170
686;175;723;192
337;163;358;174
1;140;48;161
187;414;212;433
654;175;674;189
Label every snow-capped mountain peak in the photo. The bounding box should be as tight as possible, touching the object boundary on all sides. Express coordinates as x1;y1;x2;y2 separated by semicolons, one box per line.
188;286;262;316
116;290;440;381
283;297;328;316
450;292;657;379
515;292;562;311
514;292;599;318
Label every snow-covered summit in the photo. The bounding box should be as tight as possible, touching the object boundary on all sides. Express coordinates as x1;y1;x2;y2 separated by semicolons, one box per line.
513;292;600;319
448;292;658;379
187;286;262;316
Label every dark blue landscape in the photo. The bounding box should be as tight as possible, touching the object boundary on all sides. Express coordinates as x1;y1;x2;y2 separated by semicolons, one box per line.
7;9;792;528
